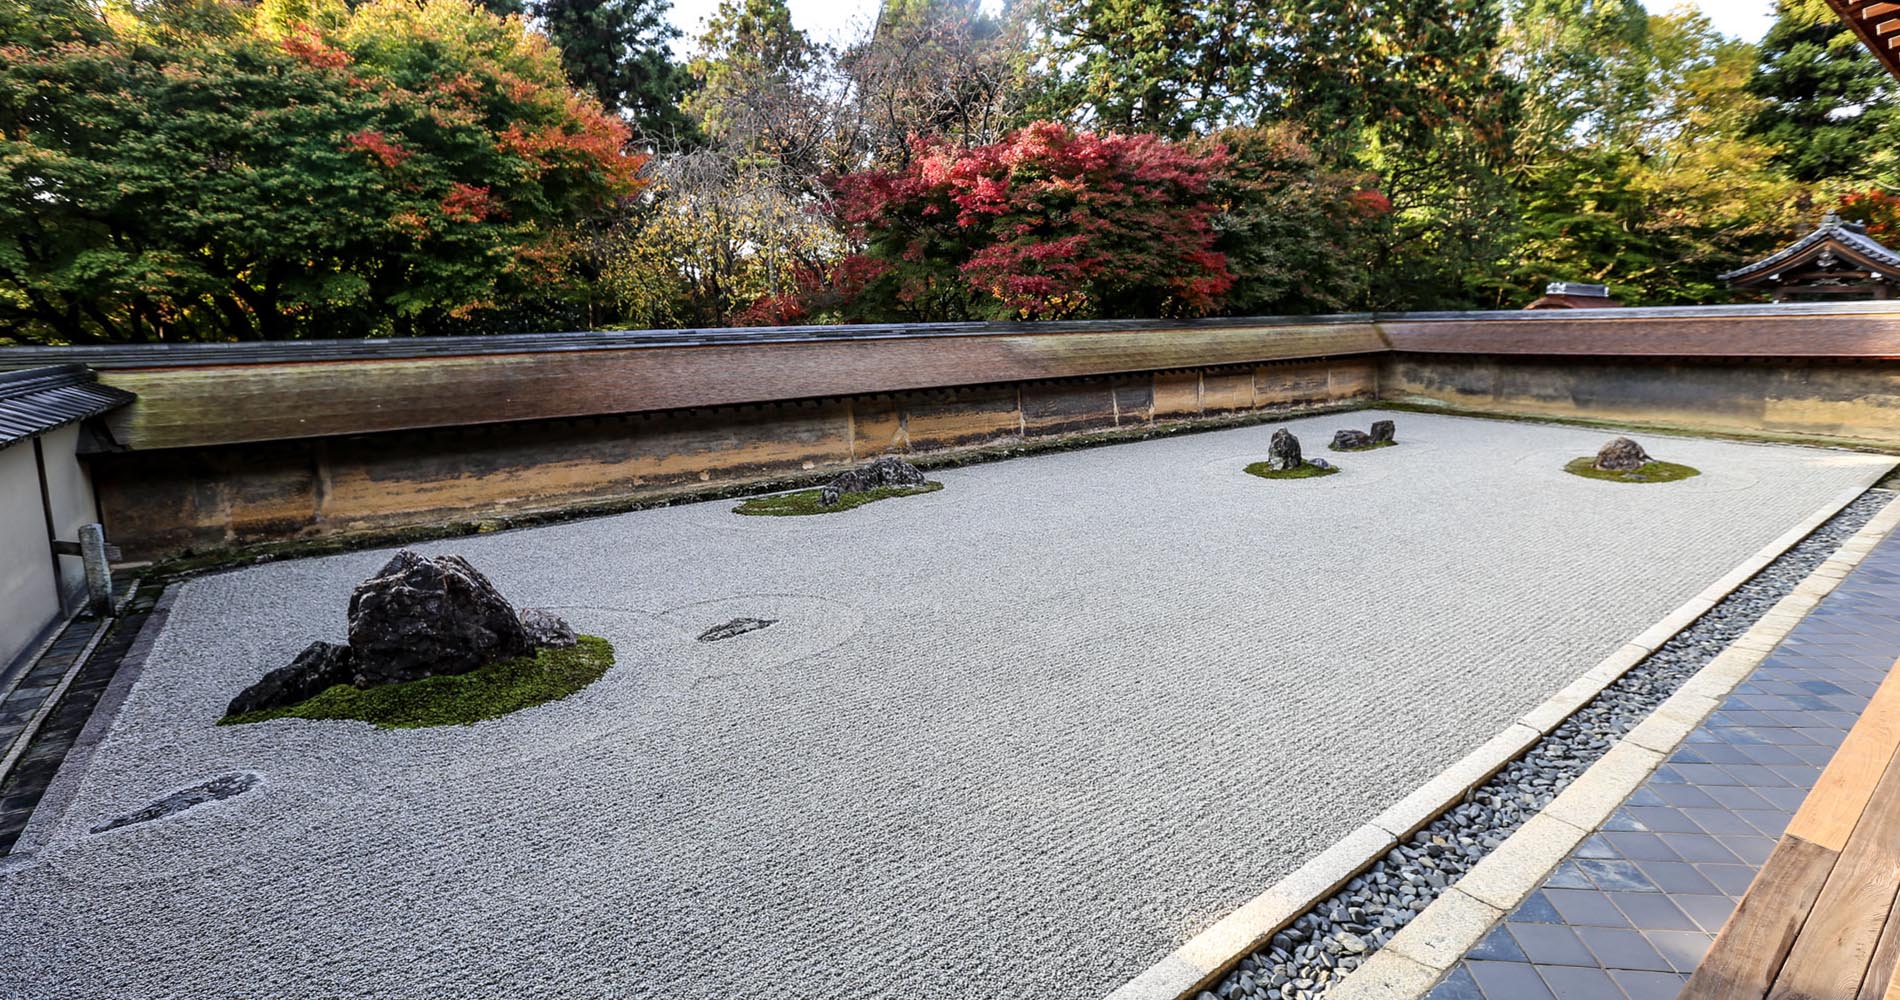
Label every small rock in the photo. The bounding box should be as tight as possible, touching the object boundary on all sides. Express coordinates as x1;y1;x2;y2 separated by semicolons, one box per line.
698;617;779;642
226;641;354;716
1370;419;1395;443
1593;436;1651;472
519;608;578;648
1267;429;1302;471
1332;429;1375;450
1306;457;1334;471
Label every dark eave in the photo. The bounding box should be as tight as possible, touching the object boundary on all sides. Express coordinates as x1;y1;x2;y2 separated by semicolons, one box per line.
1828;0;1900;80
1719;215;1900;285
0;364;137;450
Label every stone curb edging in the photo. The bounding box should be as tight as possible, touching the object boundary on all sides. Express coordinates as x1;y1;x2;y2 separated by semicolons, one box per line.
1105;482;1900;1000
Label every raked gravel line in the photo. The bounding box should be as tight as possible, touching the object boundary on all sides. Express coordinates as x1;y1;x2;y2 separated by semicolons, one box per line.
0;411;1892;1000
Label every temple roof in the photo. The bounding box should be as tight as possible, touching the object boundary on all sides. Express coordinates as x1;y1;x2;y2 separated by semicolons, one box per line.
1719;213;1900;286
1827;0;1900;80
0;364;136;451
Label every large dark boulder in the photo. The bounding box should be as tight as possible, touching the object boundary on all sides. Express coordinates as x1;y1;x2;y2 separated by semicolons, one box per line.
1332;429;1375;451
1267;429;1303;471
226;641;354;717
1370;420;1395;444
519;608;577;649
818;456;928;507
1594;437;1652;472
345;550;534;686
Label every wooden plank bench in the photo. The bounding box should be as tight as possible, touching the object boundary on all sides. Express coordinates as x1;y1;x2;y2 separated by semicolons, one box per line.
1683;656;1900;1000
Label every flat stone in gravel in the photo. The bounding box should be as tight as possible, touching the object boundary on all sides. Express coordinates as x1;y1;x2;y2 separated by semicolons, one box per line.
0;411;1891;1000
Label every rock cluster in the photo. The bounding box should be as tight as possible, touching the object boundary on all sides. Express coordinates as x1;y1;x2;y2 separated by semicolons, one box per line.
1593;436;1651;471
1198;492;1890;1000
1331;420;1395;451
819;455;928;506
1266;429;1303;471
226;550;576;717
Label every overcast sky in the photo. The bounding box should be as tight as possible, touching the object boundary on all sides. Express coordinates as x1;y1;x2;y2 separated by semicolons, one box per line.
664;0;1782;52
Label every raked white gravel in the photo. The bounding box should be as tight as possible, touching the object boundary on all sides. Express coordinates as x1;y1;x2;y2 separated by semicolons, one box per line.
1;411;1891;1000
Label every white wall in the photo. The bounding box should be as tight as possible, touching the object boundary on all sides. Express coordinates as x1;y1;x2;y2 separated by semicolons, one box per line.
0;426;98;673
40;426;94;608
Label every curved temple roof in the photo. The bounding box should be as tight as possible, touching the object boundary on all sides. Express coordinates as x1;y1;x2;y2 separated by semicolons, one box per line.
1719;213;1900;286
0;363;136;450
1827;0;1900;80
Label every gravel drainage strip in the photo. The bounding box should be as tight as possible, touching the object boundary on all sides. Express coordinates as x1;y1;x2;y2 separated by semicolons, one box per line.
1136;489;1900;1000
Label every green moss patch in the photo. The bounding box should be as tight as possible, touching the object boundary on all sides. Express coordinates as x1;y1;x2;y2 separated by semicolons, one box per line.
1329;439;1397;453
733;481;942;516
1563;457;1701;484
1244;461;1340;480
221;635;614;729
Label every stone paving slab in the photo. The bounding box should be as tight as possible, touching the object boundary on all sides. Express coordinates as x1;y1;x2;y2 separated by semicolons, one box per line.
1424;528;1900;1000
0;412;1892;1000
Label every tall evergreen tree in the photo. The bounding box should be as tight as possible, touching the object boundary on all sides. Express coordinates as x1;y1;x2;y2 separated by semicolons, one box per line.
1748;0;1899;184
534;0;695;146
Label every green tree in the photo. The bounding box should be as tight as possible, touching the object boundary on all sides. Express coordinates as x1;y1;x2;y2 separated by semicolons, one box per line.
0;0;643;343
534;0;696;145
1483;9;1808;307
1499;0;1652;160
1033;0;1511;154
1195;125;1390;315
1031;0;1255;136
1749;0;1900;184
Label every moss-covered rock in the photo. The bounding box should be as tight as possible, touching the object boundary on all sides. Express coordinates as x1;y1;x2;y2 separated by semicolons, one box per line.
221;635;614;729
1244;461;1339;480
733;482;942;516
1563;457;1700;484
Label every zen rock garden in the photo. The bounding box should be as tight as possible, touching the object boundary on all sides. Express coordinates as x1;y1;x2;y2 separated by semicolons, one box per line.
11;412;1896;1000
1567;435;1701;483
223;550;611;728
734;455;941;516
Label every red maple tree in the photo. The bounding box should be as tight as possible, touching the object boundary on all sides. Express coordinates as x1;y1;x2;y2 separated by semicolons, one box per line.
828;121;1234;321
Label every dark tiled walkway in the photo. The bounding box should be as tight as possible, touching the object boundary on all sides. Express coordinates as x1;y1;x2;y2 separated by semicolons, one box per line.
0;617;104;763
1428;530;1900;1000
0;584;160;855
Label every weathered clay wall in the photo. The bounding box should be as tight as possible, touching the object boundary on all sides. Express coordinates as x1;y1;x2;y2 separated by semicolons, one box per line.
1380;356;1900;448
18;301;1896;563
92;360;1375;559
